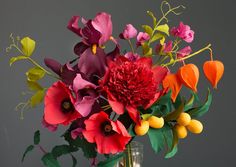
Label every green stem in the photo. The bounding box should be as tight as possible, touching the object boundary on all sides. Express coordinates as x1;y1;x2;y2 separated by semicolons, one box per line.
163;44;212;67
126;144;133;167
27;57;60;80
128;40;135;54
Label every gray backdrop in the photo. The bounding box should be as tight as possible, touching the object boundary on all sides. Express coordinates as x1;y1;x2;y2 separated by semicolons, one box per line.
0;0;235;166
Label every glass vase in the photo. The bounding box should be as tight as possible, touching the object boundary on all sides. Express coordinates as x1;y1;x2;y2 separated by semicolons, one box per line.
114;141;143;167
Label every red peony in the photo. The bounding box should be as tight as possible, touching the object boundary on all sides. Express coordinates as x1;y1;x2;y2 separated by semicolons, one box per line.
44;81;81;125
100;56;168;124
82;111;131;154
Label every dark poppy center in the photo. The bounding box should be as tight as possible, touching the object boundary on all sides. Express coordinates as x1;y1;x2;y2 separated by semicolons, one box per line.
61;99;74;113
101;121;115;136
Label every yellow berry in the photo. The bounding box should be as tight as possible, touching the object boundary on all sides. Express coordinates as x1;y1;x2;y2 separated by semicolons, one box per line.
174;124;188;139
177;113;191;126
134;120;149;136
186;119;203;134
148;116;164;129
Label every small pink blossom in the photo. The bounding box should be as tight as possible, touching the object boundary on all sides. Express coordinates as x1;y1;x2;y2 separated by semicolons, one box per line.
177;46;192;58
171;22;194;43
120;24;137;39
71;128;83;139
136;32;150;46
156;41;173;54
124;52;140;61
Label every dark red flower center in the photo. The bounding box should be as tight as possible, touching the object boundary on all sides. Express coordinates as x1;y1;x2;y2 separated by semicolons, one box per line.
61;99;74;113
106;61;157;107
101;121;115;136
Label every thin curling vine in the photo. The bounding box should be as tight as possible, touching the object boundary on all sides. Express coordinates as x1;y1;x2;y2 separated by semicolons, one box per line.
6;34;60;119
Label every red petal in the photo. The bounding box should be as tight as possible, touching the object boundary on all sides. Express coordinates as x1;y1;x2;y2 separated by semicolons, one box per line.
126;106;141;125
152;66;169;84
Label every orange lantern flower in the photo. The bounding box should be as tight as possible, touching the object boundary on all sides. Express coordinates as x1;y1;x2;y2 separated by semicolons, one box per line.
163;73;182;102
203;60;224;88
178;64;199;92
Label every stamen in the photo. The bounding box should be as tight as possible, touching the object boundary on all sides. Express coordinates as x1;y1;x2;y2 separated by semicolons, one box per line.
91;44;97;55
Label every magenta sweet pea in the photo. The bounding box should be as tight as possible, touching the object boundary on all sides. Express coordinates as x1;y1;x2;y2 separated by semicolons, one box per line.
171;22;194;43
120;24;137;39
136;32;150;46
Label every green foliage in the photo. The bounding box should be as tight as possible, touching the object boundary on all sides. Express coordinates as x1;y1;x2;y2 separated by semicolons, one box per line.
30;90;45;107
21;145;34;162
9;56;27;66
148;124;172;153
142;43;153;56
51;145;78;158
187;89;212;118
64;131;97;158
22;130;40;162
70;154;77;167
27;80;43;91
165;128;178;158
97;153;125;167
154;91;172;116
156;24;169;36
142;25;153;36
149;33;165;44
20;37;36;57
26;67;45;81
34;130;40;145
42;153;60;167
164;102;184;122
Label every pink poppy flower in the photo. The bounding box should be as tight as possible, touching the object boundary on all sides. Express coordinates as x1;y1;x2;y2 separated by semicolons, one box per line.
171;22;194;43
44;81;81;125
136;32;150;46
83;111;131;154
177;46;192;58
119;24;137;39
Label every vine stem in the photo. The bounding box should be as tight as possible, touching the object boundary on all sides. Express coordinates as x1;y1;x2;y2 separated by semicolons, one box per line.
128;40;135;54
38;145;47;154
163;44;212;67
126;144;133;167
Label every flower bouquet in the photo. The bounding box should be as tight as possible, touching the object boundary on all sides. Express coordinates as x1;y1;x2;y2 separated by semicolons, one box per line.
5;1;224;167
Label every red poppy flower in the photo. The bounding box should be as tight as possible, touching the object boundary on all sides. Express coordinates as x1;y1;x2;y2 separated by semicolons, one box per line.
44;81;81;125
100;56;168;124
82;111;131;154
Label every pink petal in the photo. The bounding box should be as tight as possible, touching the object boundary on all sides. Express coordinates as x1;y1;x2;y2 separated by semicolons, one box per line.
74;96;96;117
92;12;112;46
120;24;137;39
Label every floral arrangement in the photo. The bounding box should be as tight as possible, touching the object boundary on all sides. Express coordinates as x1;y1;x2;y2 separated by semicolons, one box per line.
5;1;224;167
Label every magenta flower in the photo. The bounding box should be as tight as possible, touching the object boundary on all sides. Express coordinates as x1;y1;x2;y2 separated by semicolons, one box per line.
171;22;194;43
119;24;137;39
124;52;140;61
136;32;150;46
156;41;173;54
177;46;192;58
73;74;99;117
68;12;112;46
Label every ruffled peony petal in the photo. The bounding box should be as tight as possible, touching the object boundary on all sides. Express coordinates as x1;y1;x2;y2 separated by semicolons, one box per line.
152;66;169;84
126;106;141;125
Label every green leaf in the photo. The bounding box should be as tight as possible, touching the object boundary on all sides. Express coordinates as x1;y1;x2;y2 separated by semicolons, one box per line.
21;37;36;57
70;154;77;167
147;11;157;27
141;114;152;120
64;132;97;158
165;128;178;159
128;124;136;137
9;56;27;66
187;89;212;118
27;80;43;91
164;102;184;122
184;94;195;111
148;125;171;153
142;43;152;56
41;153;60;167
149;33;165;44
173;94;182;109
156;24;169;36
26;67;45;81
34;130;40;145
154;91;172;116
97;153;124;167
142;25;153;36
22;145;34;162
51;145;78;158
151;105;161;117
30;90;45;107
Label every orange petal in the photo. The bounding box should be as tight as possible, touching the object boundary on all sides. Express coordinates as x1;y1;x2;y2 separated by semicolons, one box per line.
178;64;199;92
163;73;182;102
203;60;224;89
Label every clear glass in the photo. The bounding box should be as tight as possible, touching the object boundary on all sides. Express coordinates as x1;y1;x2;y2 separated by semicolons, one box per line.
114;141;143;167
